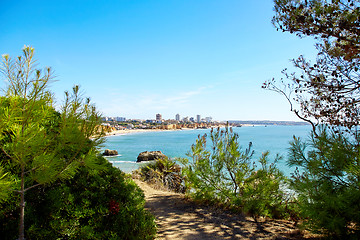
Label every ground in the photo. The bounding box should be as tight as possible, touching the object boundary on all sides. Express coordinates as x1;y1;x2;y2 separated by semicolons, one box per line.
133;179;313;240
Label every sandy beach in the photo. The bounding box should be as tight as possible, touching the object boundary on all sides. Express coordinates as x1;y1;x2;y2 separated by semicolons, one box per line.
105;129;164;136
103;124;265;137
104;127;211;137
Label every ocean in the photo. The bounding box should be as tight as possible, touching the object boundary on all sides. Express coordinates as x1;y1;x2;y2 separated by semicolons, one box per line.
102;125;312;175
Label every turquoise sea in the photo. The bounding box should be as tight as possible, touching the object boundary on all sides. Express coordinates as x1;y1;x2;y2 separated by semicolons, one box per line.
102;125;312;175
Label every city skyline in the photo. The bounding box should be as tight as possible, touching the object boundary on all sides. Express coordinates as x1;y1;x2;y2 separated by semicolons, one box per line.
104;113;213;122
1;1;317;122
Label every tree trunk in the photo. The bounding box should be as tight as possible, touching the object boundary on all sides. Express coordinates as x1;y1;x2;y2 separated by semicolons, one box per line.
19;167;25;240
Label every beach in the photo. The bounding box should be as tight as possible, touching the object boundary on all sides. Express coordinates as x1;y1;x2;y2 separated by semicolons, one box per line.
104;126;224;137
105;128;197;137
105;128;164;136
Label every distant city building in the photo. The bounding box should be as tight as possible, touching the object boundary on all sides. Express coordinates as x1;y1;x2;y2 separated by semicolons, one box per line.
116;117;126;122
126;124;134;129
175;113;180;121
108;117;116;122
156;113;162;122
102;116;126;122
189;117;195;122
205;116;213;123
183;117;189;122
196;115;201;123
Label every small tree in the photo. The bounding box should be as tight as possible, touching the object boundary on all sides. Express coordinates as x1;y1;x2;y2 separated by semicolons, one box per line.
181;126;288;219
263;0;360;237
0;46;104;240
288;127;360;237
265;0;360;131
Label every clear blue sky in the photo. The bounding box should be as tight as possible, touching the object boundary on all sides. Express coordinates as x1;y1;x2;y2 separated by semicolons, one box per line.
0;0;317;121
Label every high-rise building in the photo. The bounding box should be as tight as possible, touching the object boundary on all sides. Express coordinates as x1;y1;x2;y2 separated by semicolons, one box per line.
196;115;201;123
205;116;212;123
175;113;180;121
156;113;162;122
116;117;126;122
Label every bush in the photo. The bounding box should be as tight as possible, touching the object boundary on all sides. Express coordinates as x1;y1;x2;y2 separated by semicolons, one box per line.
0;156;157;240
180;126;293;220
288;127;360;238
134;157;185;193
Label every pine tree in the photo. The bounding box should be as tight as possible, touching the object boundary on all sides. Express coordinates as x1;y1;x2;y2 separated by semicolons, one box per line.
265;0;360;131
264;0;360;237
0;46;104;240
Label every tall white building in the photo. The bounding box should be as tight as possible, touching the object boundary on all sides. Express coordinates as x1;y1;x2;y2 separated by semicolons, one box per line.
175;113;180;121
196;115;201;123
156;113;162;122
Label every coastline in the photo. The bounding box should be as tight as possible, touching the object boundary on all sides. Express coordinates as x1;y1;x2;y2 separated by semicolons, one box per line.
104;128;196;137
103;124;272;137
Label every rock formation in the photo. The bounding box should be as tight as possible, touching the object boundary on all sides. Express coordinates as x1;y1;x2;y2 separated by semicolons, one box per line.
103;149;118;156
137;151;166;162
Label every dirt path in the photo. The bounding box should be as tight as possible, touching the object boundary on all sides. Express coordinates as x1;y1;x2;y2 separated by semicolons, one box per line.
134;179;304;240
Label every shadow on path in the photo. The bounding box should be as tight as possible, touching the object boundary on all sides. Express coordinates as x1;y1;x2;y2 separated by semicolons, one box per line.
134;179;307;240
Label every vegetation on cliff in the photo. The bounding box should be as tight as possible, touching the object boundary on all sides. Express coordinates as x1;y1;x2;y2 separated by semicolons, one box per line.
0;46;156;240
0;156;156;240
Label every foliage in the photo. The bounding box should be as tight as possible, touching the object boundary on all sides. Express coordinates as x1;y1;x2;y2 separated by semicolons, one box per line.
135;157;185;193
263;1;360;238
288;126;360;238
0;156;157;240
264;0;360;130
0;46;105;239
180;126;291;220
0;167;16;202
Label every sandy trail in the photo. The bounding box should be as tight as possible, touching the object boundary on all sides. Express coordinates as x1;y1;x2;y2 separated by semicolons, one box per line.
133;179;304;240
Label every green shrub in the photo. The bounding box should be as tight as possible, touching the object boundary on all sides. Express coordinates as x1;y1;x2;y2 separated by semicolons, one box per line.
134;157;185;193
288;127;360;238
180;126;293;220
0;156;157;240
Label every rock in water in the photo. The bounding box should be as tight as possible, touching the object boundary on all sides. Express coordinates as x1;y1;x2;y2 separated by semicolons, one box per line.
103;149;118;156
137;151;166;162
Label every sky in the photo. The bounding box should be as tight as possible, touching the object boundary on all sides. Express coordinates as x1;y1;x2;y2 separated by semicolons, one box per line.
0;0;318;121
